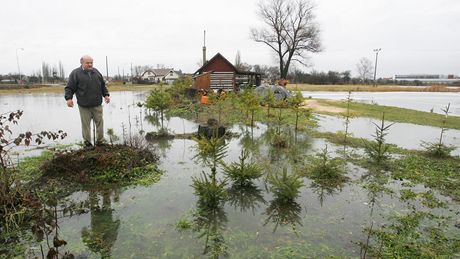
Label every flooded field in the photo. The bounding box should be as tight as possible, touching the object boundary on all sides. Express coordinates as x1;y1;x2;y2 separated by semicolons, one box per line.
301;91;460;116
317;114;460;155
2;91;459;258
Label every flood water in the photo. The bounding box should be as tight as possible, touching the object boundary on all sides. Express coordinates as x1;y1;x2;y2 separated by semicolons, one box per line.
2;91;459;258
301;91;460;116
2;92;458;156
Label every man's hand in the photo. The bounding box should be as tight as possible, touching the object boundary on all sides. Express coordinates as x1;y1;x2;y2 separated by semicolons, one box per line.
66;99;74;107
104;96;110;104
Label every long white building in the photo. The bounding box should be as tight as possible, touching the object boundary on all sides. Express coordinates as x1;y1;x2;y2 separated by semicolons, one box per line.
394;74;460;83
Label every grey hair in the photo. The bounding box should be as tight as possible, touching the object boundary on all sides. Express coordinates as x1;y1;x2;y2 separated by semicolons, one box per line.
80;55;93;64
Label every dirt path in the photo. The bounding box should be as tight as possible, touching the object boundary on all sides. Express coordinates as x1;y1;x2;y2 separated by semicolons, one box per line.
300;100;346;113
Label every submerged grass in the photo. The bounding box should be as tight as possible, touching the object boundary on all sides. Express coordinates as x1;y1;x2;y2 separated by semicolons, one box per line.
311;131;404;154
391;155;460;201
363;210;460;258
312;129;460;202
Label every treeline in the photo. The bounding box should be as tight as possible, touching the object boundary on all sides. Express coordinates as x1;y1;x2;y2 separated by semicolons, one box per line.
285;69;460;86
28;61;66;84
250;66;401;85
288;70;355;85
238;57;458;86
0;61;66;84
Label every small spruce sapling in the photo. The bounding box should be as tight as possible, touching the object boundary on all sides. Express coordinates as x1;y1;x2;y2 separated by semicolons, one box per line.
421;103;454;158
364;113;394;164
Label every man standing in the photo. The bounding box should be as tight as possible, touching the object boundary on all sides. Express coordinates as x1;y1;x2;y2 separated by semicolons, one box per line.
65;55;110;147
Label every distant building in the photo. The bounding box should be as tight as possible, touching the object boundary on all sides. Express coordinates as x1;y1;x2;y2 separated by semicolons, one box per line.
193;53;262;92
140;69;180;84
0;79;16;84
394;74;460;84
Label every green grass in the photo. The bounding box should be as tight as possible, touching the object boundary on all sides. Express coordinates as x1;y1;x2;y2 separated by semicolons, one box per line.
17;150;54;181
311;130;405;153
391;155;460;201
314;99;460;130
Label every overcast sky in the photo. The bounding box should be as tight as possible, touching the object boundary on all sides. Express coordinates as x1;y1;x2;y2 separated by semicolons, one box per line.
1;0;459;78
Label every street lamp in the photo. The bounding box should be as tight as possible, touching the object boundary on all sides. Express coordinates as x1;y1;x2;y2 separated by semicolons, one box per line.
16;48;24;83
373;48;382;87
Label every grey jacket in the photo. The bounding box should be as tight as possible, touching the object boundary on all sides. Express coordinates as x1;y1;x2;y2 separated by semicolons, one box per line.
65;67;109;107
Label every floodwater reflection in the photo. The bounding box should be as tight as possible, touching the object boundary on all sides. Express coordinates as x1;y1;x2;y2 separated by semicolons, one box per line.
81;189;121;258
264;198;303;233
227;183;266;214
192;205;228;257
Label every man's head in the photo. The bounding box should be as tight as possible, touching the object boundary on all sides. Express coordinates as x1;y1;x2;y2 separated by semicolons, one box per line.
80;55;94;70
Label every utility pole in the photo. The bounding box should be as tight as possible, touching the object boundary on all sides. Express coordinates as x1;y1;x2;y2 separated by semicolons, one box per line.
16;48;24;83
202;30;206;65
105;56;109;80
373;48;382;87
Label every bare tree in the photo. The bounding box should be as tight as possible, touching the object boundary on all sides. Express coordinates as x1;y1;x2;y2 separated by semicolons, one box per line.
254;64;280;81
234;50;253;72
133;65;153;77
234;50;242;69
41;62;51;83
356;57;373;82
251;0;321;79
58;61;65;81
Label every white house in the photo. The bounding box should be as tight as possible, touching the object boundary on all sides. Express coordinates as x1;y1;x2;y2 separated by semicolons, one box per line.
140;69;180;84
163;70;180;84
140;70;156;82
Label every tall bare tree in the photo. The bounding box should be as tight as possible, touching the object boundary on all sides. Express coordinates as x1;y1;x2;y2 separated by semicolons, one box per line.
133;65;153;77
41;62;51;83
234;50;242;69
234;50;253;71
58;61;65;80
356;57;373;82
251;0;321;79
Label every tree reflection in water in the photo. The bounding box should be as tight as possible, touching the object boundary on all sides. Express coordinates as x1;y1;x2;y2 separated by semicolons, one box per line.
189;136;230;258
155;138;173;158
264;168;304;233
310;179;345;207
359;168;390;258
264;197;303;233
81;189;120;259
238;127;263;158
227;183;266;214
192;202;228;258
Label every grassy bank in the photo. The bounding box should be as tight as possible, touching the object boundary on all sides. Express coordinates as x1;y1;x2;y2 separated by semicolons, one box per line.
287;84;460;92
309;99;460;130
3;83;460;95
0;83;159;95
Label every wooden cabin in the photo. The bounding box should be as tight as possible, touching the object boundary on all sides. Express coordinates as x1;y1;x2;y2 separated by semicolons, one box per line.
193;53;262;92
